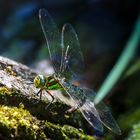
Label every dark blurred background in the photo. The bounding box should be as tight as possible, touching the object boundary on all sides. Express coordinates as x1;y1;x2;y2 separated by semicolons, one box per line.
0;0;140;139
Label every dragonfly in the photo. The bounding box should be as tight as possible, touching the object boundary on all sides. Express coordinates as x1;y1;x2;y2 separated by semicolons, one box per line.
33;8;121;135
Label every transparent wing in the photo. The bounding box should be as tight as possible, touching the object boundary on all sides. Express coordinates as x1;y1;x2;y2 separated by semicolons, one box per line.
61;23;85;81
60;82;103;133
95;101;121;135
39;9;62;73
84;89;121;135
80;99;104;133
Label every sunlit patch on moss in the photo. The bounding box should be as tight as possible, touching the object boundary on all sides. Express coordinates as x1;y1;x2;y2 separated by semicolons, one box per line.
0;86;19;97
0;105;47;139
0;87;11;95
18;102;25;109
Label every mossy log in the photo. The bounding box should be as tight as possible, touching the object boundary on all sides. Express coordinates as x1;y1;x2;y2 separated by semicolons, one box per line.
0;56;95;140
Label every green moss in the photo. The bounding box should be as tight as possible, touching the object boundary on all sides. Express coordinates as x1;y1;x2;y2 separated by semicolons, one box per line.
45;121;69;140
62;125;94;140
0;86;13;95
0;86;27;107
126;121;140;140
44;121;95;140
0;105;47;139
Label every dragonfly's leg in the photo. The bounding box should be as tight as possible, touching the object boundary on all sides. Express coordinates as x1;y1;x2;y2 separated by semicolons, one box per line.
32;89;42;105
65;100;83;114
45;90;54;110
39;90;43;100
65;105;79;114
37;89;43;100
65;95;86;114
36;89;42;96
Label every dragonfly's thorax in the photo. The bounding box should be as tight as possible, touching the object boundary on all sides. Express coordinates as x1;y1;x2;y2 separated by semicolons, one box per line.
46;75;63;90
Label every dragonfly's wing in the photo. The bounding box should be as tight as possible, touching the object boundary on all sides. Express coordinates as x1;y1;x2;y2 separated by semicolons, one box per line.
60;82;121;134
59;82;103;133
84;89;121;135
79;99;104;133
39;9;62;73
60;23;84;81
96;101;121;135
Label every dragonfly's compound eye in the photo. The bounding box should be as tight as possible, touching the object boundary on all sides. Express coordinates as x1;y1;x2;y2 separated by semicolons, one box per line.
34;76;41;88
33;75;46;88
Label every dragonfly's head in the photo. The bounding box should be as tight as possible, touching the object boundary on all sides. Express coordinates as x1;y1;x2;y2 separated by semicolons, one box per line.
33;75;46;88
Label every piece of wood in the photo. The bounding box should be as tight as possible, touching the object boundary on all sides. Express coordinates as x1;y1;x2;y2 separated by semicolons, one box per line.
0;56;94;139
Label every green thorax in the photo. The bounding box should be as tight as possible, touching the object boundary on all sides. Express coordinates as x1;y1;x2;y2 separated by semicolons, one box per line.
45;75;62;90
